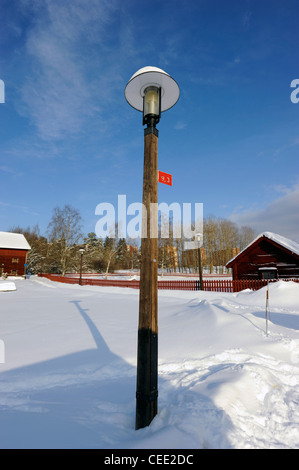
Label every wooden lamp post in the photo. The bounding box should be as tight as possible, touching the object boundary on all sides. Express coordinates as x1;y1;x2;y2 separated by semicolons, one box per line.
125;66;179;429
197;234;203;291
78;248;85;285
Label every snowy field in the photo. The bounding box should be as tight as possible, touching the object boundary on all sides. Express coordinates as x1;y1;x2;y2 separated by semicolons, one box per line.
0;276;298;449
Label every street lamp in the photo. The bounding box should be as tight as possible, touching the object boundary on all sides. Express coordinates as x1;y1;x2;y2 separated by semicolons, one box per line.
41;256;45;277
196;234;203;291
125;66;179;429
79;249;85;285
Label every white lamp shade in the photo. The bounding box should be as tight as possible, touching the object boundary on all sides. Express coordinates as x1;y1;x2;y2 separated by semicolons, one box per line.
125;66;179;112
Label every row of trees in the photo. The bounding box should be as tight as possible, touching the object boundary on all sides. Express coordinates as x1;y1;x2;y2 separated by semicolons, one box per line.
157;215;256;274
11;205;256;276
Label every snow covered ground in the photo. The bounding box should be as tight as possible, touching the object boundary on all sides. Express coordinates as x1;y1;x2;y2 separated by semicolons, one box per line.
0;276;298;449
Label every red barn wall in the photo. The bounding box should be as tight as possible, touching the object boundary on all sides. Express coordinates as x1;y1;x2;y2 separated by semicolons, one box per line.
0;249;28;276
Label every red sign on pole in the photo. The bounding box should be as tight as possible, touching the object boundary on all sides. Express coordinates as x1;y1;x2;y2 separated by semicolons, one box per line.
158;171;172;186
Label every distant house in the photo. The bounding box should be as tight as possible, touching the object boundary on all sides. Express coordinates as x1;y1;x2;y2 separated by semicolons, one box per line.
226;232;299;280
0;232;31;276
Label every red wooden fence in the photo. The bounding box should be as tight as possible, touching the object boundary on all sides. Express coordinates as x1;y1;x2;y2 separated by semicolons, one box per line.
39;274;298;292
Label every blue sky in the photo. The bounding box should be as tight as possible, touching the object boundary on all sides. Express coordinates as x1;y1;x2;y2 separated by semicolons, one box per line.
0;0;298;241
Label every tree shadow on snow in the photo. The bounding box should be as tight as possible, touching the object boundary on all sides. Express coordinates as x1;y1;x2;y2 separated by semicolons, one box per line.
0;299;234;449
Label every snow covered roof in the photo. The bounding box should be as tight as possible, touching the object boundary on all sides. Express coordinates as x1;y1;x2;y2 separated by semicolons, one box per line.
263;232;299;255
0;231;31;250
226;231;299;267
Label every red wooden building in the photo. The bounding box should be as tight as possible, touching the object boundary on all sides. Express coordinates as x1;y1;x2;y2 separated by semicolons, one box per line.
226;232;299;280
0;232;31;276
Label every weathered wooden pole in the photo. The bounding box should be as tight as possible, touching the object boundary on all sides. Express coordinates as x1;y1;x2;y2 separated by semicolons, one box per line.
198;246;203;290
124;66;179;430
135;125;159;429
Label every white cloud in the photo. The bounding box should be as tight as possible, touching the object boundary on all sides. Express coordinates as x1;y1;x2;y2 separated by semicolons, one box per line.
174;121;187;130
230;184;299;242
19;0;121;140
242;10;252;30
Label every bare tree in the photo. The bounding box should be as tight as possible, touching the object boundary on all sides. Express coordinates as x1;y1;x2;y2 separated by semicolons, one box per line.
203;216;219;273
47;205;83;276
218;219;239;272
239;225;257;251
103;236;119;279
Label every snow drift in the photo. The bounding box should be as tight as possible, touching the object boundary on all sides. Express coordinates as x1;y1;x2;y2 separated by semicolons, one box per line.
0;277;298;449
